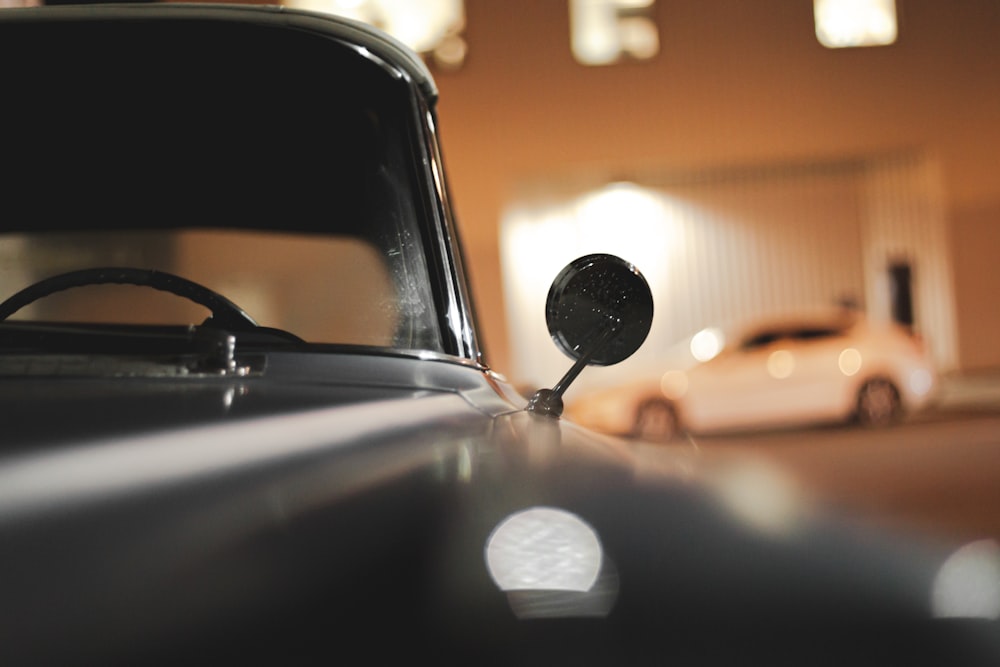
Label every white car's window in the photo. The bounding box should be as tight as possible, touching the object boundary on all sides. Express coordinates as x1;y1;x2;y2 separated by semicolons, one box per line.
741;330;783;350
789;327;845;342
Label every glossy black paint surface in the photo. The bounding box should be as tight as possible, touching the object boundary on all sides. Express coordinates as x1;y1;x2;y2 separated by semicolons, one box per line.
1;349;994;665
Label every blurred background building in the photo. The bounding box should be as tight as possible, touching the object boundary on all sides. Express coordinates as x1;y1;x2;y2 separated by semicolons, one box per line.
18;0;998;394
413;0;998;395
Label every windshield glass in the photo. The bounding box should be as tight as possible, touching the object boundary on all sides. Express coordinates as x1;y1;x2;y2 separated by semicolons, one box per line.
0;18;443;352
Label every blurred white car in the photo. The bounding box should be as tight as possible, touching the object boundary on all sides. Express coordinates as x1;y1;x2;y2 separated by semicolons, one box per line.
566;310;939;440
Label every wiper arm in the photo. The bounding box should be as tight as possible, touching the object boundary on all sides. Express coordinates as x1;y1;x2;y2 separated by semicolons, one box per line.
0;323;287;377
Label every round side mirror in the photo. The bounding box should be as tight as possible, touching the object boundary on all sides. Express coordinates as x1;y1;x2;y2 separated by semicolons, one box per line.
527;254;653;417
546;253;653;366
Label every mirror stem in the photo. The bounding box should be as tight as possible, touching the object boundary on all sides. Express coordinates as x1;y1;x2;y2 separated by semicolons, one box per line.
528;318;621;417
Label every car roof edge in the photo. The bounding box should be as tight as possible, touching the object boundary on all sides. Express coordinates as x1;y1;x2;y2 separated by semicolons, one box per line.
0;2;439;103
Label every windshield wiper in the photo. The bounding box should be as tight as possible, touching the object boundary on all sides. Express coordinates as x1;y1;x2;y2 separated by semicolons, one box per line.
0;322;290;377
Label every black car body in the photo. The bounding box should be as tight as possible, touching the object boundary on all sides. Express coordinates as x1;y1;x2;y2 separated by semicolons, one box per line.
0;4;997;665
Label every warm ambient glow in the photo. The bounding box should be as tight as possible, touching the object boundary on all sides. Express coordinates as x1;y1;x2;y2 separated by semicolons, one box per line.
284;0;465;58
767;349;795;379
690;327;725;362
574;182;677;290
909;368;934;396
814;0;897;48
660;369;688;400
570;0;659;65
503;182;677;309
710;460;803;535
838;347;862;376
500;181;685;389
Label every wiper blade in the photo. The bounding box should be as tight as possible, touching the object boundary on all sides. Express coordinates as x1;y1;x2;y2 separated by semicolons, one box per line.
0;354;252;378
0;323;274;377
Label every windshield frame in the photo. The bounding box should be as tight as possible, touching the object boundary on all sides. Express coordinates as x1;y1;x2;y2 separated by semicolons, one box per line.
0;4;485;365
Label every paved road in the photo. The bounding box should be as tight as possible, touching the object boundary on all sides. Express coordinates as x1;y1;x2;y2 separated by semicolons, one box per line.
637;408;1000;546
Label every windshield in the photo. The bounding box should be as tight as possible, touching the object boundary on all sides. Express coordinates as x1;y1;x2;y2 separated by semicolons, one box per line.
0;17;443;352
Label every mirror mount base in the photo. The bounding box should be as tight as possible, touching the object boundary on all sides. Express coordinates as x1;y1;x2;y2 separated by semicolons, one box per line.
526;388;564;417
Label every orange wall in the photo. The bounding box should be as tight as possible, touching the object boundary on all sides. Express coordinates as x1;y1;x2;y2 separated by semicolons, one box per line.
432;0;1000;375
951;203;1000;372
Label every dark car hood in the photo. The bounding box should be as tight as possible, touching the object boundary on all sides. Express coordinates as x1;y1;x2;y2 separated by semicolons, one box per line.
0;349;515;450
0;370;434;450
1;351;996;665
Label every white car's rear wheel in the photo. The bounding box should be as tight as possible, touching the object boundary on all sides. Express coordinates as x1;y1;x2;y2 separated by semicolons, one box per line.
856;378;902;427
632;399;679;442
